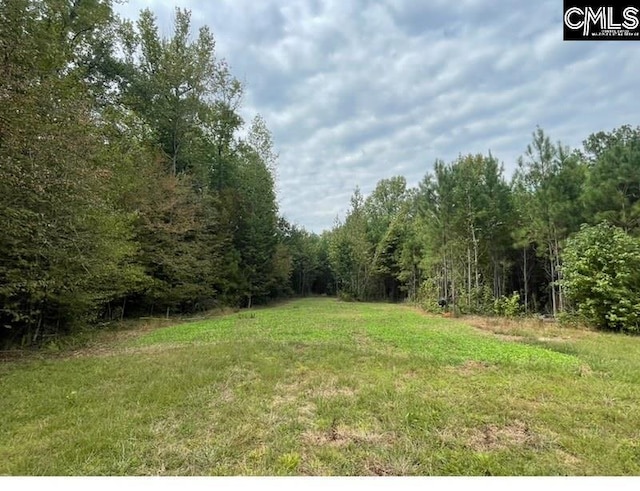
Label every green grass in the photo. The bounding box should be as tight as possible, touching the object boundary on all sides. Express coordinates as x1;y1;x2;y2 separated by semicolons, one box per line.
1;297;640;475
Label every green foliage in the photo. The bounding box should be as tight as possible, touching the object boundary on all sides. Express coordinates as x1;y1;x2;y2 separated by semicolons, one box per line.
414;154;514;312
233;137;279;307
582;125;640;232
0;0;147;343
562;223;640;332
280;220;334;297
493;292;523;318
328;188;373;300
417;279;441;313
0;0;287;344
337;290;357;302
511;128;587;316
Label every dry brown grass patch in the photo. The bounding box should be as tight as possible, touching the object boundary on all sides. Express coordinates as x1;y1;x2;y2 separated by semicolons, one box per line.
437;420;546;452
315;385;356;398
365;460;396;476
272;379;308;402
467;421;541;451
578;364;593;377
556;449;582;467
271;380;318;422
303;424;394;448
450;360;496;376
462;315;593;343
353;330;372;348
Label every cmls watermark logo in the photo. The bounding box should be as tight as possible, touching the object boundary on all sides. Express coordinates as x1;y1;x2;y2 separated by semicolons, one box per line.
563;1;640;40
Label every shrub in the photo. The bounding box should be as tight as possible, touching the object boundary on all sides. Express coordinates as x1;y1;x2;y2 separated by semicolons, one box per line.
493;292;523;318
337;290;356;302
417;278;441;313
562;223;640;333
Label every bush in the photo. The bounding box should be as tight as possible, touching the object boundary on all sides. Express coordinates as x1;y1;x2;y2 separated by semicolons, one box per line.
417;278;441;313
562;223;640;333
337;290;356;302
493;292;523;318
468;285;496;315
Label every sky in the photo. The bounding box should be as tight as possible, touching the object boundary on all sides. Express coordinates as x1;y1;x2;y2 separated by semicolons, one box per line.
113;0;640;233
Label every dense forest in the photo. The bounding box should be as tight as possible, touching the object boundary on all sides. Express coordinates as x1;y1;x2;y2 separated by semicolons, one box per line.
1;0;639;347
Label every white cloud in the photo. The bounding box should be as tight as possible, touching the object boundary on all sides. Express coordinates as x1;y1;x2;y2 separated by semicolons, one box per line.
115;0;640;232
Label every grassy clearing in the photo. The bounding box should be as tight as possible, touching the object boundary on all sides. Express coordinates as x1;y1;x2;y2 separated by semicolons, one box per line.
1;297;640;475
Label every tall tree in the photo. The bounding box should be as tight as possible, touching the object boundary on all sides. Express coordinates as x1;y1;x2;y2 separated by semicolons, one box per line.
117;8;223;179
582;125;640;234
512;128;586;316
329;188;372;300
364;177;409;300
233;120;279;307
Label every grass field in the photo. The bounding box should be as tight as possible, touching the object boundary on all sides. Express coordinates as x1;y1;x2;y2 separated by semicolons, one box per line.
1;297;640;476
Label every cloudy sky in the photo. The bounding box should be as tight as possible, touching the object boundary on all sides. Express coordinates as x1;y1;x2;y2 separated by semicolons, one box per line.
114;0;640;233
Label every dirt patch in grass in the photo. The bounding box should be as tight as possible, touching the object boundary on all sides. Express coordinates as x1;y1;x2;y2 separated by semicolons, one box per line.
436;420;547;452
398;368;422;381
577;364;593;377
273;380;308;403
270;394;317;420
271;380;318;422
303;424;394;448
215;386;236;404
467;421;543;451
556;449;582;467
353;330;373;349
365;459;398;476
271;393;298;407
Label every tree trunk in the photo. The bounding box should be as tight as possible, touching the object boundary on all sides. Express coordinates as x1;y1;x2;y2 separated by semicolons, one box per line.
467;246;472;308
555;236;563;312
549;244;557;317
523;247;528;313
471;225;479;291
451;258;457;314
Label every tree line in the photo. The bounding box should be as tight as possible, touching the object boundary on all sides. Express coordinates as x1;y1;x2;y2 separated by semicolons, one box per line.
324;126;640;332
0;0;316;345
2;1;639;346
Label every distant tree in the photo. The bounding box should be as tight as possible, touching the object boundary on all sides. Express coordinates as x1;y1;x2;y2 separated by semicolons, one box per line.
329;188;372;300
415;154;513;313
512;128;586;316
364;177;409;300
233;139;279;307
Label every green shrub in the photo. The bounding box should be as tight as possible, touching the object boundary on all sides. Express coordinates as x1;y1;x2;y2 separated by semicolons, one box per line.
562;223;640;333
493;292;523;318
337;290;356;302
417;278;441;313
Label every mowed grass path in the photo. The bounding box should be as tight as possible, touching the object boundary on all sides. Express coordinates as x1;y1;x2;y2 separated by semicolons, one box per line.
2;297;640;475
